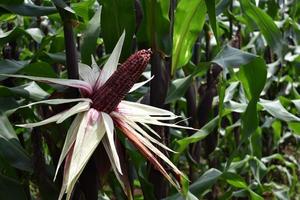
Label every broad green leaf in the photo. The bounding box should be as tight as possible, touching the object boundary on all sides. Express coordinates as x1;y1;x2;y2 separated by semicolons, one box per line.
248;189;264;200
186;191;198;200
250;127;262;158
0;60;29;80
163;168;222;200
72;0;95;21
259;99;300;122
0;2;57;16
0;27;44;45
175;116;219;158
20;62;57;78
0;82;49;101
288;121;300;135
0;174;27;199
81;7;102;65
240;0;284;56
222;172;248;189
100;0;135;59
45;52;66;64
190;168;222;195
0;115;32;172
0;98;19;113
165;75;193;103
238;58;266;143
224;57;267;169
172;0;206;73
212;45;257;69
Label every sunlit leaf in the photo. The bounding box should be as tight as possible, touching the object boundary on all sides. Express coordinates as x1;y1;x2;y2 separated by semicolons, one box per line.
172;0;206;73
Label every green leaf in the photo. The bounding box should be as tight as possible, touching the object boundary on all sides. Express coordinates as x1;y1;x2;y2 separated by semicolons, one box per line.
137;0;171;53
222;172;248;189
100;0;135;60
172;0;207;73
81;7;102;65
175;116;219;157
204;0;218;42
0;60;29;80
0;174;27;199
259;99;300;122
225;57;267;169
212;45;257;69
186;191;198;200
72;0;95;21
190;168;222;195
0;82;49;101
0;27;44;45
248;189;264;200
0;2;57;16
20;62;57;78
163;168;222;200
238;58;266;139
248;157;267;183
240;0;284;56
288;121;300;135
165;75;193;103
0;115;32;172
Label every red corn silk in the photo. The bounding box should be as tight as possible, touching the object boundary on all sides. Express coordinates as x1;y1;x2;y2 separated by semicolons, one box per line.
92;49;152;113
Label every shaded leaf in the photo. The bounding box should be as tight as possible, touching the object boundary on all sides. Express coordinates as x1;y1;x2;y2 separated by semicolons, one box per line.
0;174;27;200
0;60;29;80
0;2;57;16
190;168;222;195
165;75;193;103
238;58;267;141
0;115;32;172
175;116;219;157
100;0;135;60
204;0;218;42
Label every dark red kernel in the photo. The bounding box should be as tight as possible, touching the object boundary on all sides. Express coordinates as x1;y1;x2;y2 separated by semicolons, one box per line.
91;49;152;113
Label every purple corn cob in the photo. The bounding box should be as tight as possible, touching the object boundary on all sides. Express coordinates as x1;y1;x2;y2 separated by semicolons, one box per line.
92;49;152;113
